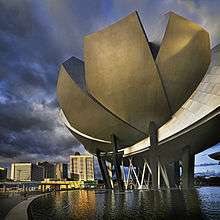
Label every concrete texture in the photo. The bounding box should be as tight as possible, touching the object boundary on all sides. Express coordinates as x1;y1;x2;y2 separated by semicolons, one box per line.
124;45;219;157
156;12;211;114
84;12;171;133
56;12;218;189
57;61;145;151
5;194;45;220
182;147;195;188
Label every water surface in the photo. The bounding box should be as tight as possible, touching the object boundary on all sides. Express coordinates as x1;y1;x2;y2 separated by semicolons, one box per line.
29;187;220;220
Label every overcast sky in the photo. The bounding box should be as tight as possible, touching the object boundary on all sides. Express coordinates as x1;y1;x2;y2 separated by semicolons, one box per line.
0;0;220;173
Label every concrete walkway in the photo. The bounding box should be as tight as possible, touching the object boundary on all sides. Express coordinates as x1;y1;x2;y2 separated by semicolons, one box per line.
5;194;45;220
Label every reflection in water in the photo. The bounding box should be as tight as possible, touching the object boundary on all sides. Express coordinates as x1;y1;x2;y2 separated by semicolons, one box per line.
30;187;220;220
198;187;220;220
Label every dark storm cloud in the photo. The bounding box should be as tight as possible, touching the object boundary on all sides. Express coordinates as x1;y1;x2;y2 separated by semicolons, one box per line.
0;101;53;131
0;144;19;158
0;0;86;167
0;99;82;163
0;0;115;168
0;1;33;37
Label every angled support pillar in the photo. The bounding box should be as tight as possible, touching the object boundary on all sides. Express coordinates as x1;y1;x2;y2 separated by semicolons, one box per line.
125;159;132;189
106;161;114;188
139;161;147;189
149;121;160;189
111;134;125;191
159;161;170;188
96;149;113;189
121;160;126;185
182;146;195;188
137;160;151;189
146;159;152;189
147;172;151;189
130;162;141;189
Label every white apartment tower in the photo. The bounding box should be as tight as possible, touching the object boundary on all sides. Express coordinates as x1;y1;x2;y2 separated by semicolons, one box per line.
70;153;94;181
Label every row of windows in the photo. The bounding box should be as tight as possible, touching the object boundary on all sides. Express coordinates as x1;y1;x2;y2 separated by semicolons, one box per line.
70;157;94;180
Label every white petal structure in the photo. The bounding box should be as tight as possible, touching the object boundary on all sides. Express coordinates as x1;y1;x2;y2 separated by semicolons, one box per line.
56;11;216;156
124;45;220;158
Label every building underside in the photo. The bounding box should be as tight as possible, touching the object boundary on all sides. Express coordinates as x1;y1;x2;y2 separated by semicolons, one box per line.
57;11;220;190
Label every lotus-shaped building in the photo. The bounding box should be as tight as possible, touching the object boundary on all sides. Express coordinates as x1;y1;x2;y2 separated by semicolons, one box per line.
57;11;220;189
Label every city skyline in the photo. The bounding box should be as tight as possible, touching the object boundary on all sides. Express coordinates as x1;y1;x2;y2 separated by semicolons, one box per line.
2;149;220;181
1;152;97;180
0;0;220;174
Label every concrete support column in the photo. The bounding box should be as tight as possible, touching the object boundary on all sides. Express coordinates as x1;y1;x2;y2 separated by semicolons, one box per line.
174;161;180;187
96;149;113;189
149;121;160;189
111;134;124;191
150;156;160;189
182;147;194;188
166;161;180;188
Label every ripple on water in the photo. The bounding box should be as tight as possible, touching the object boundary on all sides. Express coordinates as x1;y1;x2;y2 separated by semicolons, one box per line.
29;187;220;220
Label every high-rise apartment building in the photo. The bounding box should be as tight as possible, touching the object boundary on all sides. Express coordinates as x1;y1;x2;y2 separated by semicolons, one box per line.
70;153;94;181
11;163;44;181
37;161;55;179
55;163;68;180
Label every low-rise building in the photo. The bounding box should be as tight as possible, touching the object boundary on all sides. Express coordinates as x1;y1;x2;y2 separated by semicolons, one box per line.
39;179;84;191
11;163;44;181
